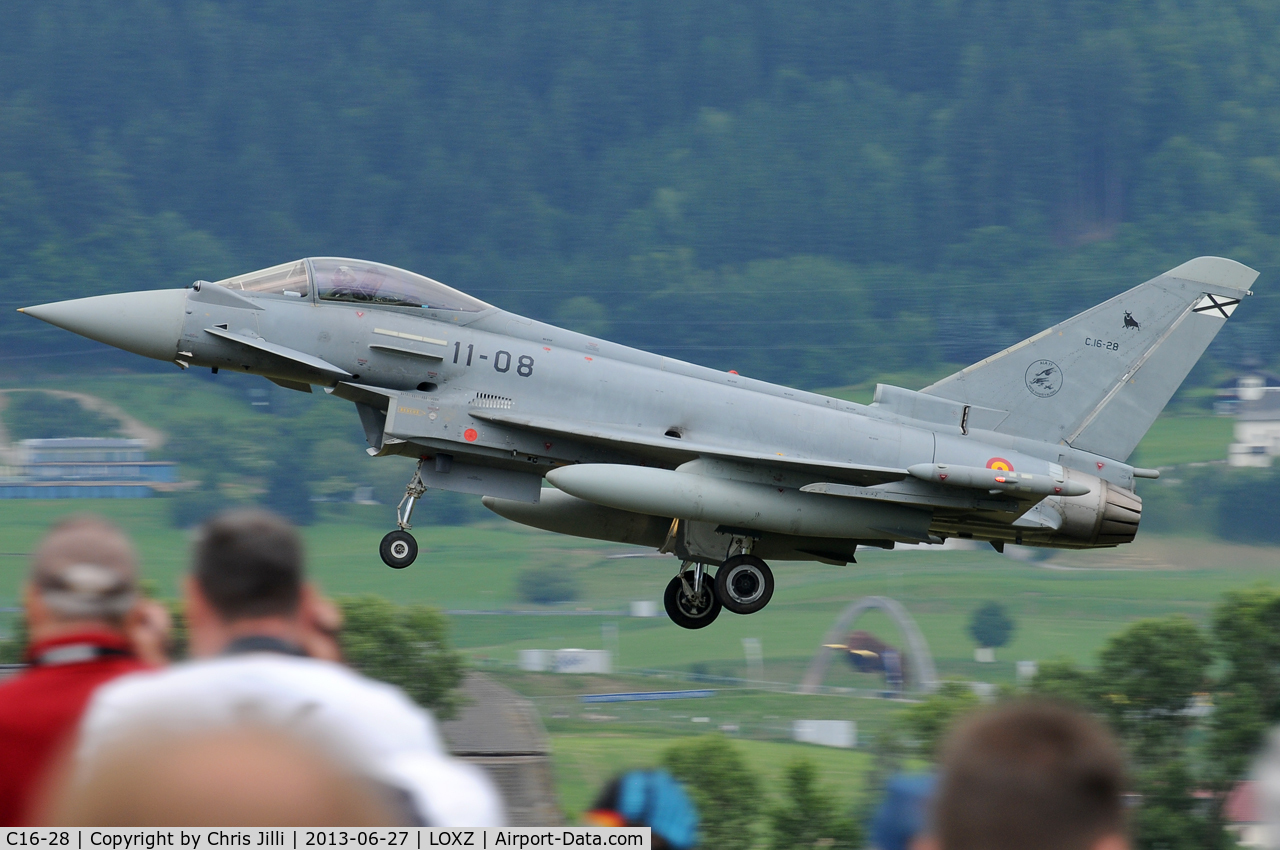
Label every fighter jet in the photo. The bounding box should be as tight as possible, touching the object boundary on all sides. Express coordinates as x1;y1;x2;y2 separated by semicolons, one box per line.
20;256;1257;628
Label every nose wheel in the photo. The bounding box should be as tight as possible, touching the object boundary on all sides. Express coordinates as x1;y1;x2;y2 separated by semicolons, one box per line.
715;554;774;615
381;459;428;569
380;530;418;569
664;562;722;629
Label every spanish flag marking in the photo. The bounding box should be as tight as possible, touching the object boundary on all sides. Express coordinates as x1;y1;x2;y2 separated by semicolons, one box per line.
987;457;1013;472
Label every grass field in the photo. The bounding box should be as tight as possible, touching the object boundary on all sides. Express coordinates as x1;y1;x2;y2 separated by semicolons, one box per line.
1127;414;1235;467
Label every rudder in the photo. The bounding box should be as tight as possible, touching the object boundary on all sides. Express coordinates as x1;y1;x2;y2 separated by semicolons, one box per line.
921;257;1258;461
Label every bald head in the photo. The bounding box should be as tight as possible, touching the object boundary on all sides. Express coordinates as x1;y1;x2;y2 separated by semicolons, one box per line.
30;515;138;624
42;727;397;826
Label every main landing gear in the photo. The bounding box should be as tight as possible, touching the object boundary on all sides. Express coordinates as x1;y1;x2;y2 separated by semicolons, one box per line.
380;459;426;569
662;544;776;629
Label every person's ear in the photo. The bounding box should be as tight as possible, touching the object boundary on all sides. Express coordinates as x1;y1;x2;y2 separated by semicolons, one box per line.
184;575;208;622
183;575;223;657
909;835;941;850
23;582;51;632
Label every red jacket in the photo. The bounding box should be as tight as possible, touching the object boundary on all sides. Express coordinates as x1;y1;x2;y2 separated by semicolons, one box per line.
0;631;150;825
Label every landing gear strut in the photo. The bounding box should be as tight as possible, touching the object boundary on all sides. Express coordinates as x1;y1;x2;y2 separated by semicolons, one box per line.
381;459;426;569
664;561;722;629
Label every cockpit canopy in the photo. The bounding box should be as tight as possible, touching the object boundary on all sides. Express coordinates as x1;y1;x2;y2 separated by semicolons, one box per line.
212;258;491;313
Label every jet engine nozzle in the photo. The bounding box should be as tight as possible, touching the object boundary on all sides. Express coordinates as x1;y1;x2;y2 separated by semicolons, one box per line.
20;289;189;363
907;463;1091;497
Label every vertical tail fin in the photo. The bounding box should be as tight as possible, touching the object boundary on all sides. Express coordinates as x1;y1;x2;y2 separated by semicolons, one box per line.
922;257;1258;461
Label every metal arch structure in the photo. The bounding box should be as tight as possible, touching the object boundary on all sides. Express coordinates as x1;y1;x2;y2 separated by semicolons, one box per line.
799;595;938;694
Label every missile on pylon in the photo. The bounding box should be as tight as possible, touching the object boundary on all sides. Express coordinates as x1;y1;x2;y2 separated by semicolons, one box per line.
906;463;1091;497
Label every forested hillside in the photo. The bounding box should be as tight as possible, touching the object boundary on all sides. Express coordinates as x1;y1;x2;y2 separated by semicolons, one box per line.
3;0;1279;388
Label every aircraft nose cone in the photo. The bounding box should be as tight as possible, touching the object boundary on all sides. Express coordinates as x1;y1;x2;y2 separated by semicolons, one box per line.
20;289;190;362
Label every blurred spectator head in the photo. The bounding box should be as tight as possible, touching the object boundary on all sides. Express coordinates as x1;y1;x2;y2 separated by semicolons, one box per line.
929;701;1128;850
871;773;936;850
42;726;397;825
186;509;343;659
585;770;698;849
27;515;138;632
193;509;304;620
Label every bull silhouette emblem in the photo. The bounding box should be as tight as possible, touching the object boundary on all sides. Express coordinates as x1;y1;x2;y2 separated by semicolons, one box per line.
1123;311;1140;330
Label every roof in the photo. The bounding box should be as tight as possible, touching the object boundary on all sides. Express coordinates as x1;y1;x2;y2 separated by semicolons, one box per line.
1225;780;1259;824
1237;394;1280;421
439;672;549;756
438;673;562;827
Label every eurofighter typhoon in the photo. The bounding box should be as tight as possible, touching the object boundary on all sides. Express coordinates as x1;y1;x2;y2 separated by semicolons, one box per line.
20;257;1257;628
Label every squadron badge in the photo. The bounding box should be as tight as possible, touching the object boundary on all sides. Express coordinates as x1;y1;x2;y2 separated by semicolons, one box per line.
1025;360;1062;397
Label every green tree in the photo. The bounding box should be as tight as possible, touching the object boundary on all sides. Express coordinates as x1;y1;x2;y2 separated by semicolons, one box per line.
264;449;316;526
337;595;467;719
1;391;122;440
662;735;759;850
1216;472;1280;544
516;566;579;605
1209;587;1280;779
1028;657;1099;709
1096;616;1211;760
1130;760;1223;850
901;681;981;759
768;760;862;849
968;601;1015;649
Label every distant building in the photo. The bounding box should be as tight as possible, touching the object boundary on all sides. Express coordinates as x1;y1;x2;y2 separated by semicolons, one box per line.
1216;370;1280;415
439;673;561;827
1220;368;1280;467
1229;395;1280;468
0;438;178;498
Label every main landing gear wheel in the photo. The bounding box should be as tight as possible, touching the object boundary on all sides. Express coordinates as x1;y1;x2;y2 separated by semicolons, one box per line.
380;530;418;569
715;554;774;615
664;572;722;630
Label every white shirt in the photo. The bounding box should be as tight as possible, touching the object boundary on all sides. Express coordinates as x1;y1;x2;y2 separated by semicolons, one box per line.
77;652;504;826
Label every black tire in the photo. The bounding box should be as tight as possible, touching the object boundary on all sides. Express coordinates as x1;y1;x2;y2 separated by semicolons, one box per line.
663;573;721;629
715;554;774;615
380;530;418;569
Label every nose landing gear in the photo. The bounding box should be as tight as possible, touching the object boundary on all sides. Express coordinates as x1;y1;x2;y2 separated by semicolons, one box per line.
380;459;427;569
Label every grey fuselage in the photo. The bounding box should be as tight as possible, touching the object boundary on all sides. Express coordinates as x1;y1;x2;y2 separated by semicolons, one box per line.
172;277;1135;562
36;254;1255;565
